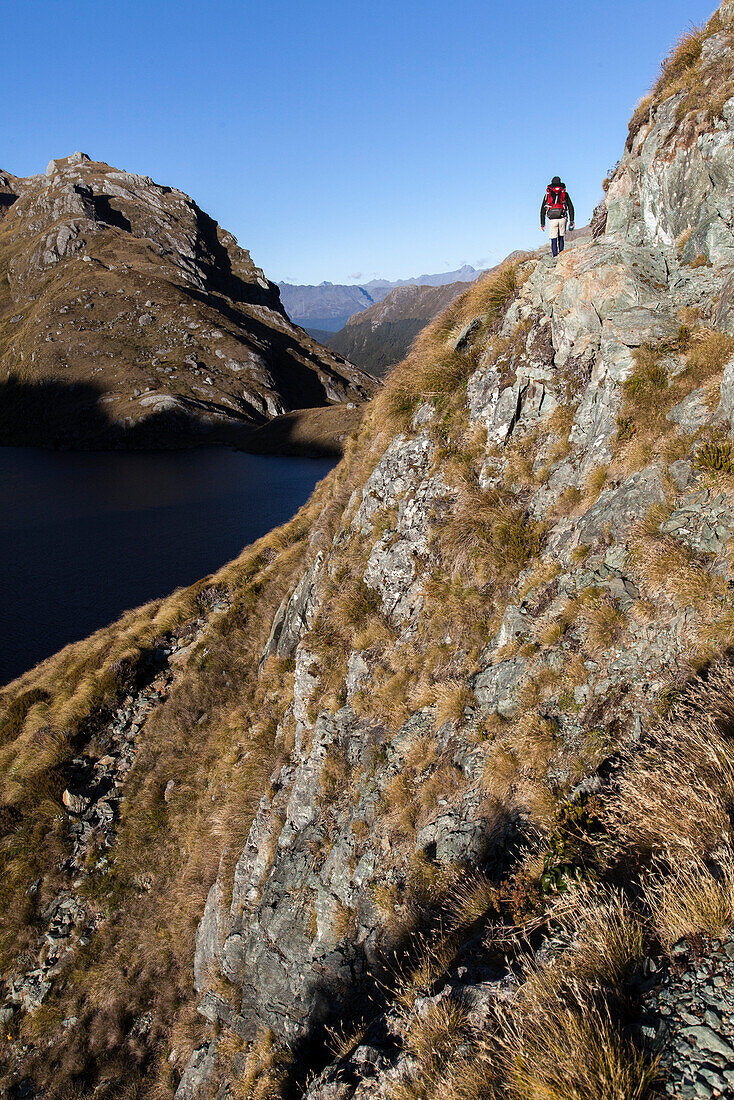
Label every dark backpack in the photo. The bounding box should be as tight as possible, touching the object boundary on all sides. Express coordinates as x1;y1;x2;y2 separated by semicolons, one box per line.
546;184;566;215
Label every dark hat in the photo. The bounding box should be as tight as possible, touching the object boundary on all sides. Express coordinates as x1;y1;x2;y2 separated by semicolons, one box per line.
551;176;562;186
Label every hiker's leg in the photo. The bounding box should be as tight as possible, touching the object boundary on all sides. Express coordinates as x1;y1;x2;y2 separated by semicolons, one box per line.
558;216;567;252
548;218;560;256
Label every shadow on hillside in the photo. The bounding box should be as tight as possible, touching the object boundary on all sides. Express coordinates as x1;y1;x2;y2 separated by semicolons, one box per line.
92;193;132;233
0;376;354;456
192;206;279;310
177;283;361;410
0;375;232;451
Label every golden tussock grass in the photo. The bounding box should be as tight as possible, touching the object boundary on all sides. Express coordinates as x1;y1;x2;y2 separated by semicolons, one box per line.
613;329;734;478
584;464;608;502
550;882;647;985
629;529;723;611
324;1017;368;1061
487;880;655;1100
430;679;475;729
390;882;655;1100
443;870;499;932
512;711;559;776
220;1029;292;1100
518;558;561;600
392;931;460;1013
383;772;419;838
576;592;627;656
417;763;464;819
403;997;468;1065
403;732;439;774
483;744;519;800
604;664;734;860
627;13;733;147
644;848;734;947
439;483;545;589
498;980;656;1100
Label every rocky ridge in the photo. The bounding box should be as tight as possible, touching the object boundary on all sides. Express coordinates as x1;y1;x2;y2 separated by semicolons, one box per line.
3;5;734;1099
0;154;377;448
176;5;734;1094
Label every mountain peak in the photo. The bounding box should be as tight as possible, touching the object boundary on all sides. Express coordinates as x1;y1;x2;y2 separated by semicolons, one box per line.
0;157;377;448
45;151;92;175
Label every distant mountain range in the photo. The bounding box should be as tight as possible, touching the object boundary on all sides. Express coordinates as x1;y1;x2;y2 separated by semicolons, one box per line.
278;264;482;332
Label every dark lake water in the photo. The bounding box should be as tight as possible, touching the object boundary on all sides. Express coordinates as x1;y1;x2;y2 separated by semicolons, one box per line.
0;447;335;686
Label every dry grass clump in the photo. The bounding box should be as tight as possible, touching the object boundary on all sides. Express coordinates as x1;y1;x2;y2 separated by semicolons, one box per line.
439;483;545;589
390;882;655;1100
551;882;647;985
432;679;475;728
584;464;608;502
403;997;469;1064
328;575;383;636
383;772;419;838
652;27;705;98
498;974;656;1100
512;710;559;776
604;665;734;860
519;559;561;599
425;263;521;349
644;849;734;947
686;329;734;376
417;763;464;818
576;591;627;656
444;870;499;931
223;1028;292;1100
630;528;722;610
613;328;734;476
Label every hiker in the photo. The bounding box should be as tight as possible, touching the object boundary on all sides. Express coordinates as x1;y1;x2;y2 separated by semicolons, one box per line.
541;176;575;257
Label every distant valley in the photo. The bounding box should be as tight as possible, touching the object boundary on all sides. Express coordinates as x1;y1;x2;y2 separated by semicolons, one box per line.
278;263;481;332
327;279;471;376
323;253;542;376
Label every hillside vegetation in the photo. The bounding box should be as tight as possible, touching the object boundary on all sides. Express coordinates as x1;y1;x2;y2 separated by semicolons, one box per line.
3;4;734;1099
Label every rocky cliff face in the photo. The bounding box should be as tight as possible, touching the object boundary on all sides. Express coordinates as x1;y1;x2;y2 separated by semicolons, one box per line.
0;153;376;448
4;6;734;1099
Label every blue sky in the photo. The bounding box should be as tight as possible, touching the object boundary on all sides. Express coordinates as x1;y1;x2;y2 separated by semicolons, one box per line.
4;0;718;284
